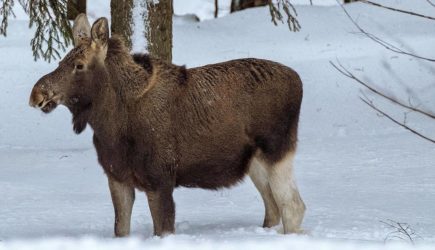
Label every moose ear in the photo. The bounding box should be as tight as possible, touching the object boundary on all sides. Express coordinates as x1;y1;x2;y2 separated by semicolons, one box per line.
72;13;91;47
91;17;109;48
90;17;109;60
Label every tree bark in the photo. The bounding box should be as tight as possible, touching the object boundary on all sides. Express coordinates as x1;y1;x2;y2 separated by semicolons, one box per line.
215;0;219;18
67;0;87;20
111;0;134;50
145;0;173;63
231;0;268;13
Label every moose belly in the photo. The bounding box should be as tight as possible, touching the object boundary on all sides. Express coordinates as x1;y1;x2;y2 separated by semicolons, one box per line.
175;144;255;189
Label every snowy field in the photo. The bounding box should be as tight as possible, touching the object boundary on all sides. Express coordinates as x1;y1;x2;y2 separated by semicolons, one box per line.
1;0;435;249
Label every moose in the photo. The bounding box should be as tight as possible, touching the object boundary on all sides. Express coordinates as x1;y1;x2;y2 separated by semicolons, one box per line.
29;14;305;236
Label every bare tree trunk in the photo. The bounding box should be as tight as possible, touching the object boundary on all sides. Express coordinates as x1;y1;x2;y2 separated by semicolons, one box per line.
67;0;87;20
215;0;219;18
145;0;173;63
231;0;268;13
111;0;134;50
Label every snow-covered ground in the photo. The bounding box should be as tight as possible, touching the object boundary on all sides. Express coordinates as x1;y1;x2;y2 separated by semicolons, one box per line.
1;0;435;249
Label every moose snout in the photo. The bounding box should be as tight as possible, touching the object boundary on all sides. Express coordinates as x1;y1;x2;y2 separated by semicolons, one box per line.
29;87;45;108
29;80;62;114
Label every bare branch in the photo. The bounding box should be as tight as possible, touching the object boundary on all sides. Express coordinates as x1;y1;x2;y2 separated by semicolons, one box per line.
381;220;422;244
427;0;435;7
360;0;435;21
330;60;435;120
361;97;435;144
337;1;435;62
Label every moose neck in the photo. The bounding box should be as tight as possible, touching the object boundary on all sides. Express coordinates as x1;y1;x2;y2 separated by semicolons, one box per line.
105;38;152;100
85;37;151;143
85;79;123;142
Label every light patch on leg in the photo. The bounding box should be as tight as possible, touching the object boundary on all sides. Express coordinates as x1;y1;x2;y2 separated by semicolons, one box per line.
108;176;135;237
249;156;281;228
268;152;306;234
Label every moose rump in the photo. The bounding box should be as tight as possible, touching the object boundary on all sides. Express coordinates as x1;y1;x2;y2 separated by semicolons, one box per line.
29;14;305;237
172;60;302;189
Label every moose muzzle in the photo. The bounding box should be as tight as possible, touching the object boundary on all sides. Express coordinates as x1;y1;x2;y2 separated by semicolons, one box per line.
29;78;61;113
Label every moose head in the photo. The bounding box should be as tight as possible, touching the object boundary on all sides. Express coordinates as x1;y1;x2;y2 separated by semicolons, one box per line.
29;14;115;133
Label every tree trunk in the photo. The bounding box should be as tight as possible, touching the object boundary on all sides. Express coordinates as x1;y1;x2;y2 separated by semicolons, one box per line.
215;0;219;18
110;0;134;50
145;0;173;63
230;0;268;13
67;0;87;20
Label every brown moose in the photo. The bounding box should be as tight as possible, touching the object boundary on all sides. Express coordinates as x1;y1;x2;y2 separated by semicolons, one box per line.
29;14;305;237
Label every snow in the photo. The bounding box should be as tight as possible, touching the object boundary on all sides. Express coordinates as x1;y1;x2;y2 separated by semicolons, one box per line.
1;237;435;250
174;0;344;21
1;0;435;249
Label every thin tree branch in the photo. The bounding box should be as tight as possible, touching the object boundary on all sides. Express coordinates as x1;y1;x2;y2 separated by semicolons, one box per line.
360;0;435;21
381;219;422;244
361;97;435;144
337;1;435;62
427;0;435;7
330;60;435;120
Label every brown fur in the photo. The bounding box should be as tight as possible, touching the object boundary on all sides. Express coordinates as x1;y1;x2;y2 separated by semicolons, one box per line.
29;16;303;237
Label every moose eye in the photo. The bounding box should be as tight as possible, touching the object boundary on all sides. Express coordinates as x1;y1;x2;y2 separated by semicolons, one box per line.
75;64;84;70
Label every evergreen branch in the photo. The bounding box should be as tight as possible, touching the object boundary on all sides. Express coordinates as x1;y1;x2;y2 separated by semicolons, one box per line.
2;0;72;62
0;0;15;36
268;0;300;31
27;0;72;61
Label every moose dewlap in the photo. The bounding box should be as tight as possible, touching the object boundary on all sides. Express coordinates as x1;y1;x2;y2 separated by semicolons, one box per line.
29;14;305;236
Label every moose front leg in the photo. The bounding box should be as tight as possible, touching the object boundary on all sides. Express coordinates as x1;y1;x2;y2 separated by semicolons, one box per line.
146;186;176;236
108;176;135;237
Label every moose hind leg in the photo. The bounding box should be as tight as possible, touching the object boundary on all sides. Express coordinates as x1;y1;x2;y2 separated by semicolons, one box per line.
108;176;135;237
268;152;305;234
249;157;280;228
146;187;175;236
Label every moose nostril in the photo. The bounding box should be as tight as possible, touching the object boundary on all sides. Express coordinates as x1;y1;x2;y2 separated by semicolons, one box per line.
36;100;44;108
